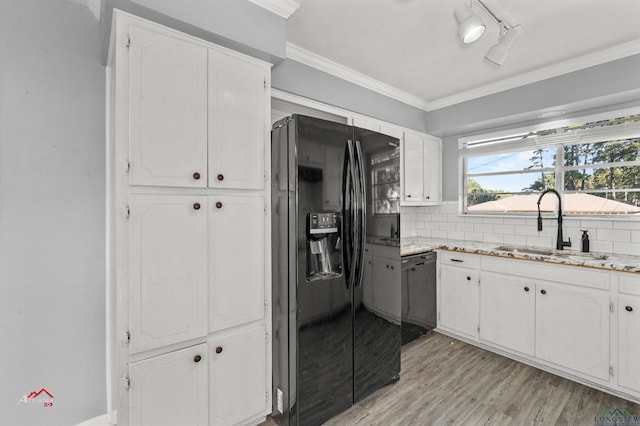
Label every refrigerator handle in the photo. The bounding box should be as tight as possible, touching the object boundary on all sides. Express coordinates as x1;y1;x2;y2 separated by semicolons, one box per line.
354;140;367;288
342;140;358;290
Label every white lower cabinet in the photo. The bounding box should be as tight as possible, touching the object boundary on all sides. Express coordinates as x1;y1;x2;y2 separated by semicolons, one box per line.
209;326;267;426
129;344;209;426
436;251;640;404
479;272;535;356
370;257;401;322
439;264;479;339
618;294;640;394
129;325;267;426
535;280;610;381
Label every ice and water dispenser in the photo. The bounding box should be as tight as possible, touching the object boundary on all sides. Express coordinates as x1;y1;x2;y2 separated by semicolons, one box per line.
306;212;343;281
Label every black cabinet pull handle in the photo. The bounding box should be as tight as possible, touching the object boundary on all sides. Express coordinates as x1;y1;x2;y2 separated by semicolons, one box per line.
626;306;633;312
524;287;529;292
540;289;547;295
451;259;464;263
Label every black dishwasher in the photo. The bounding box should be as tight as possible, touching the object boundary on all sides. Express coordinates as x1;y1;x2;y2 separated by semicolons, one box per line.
401;251;437;346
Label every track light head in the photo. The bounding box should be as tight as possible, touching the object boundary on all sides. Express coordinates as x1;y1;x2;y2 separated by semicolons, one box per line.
485;25;522;65
454;4;486;44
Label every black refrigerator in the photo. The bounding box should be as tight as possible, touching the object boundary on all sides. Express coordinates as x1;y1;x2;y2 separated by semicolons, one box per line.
271;115;401;426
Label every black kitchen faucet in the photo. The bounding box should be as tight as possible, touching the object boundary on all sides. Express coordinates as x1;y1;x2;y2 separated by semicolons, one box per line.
537;188;572;250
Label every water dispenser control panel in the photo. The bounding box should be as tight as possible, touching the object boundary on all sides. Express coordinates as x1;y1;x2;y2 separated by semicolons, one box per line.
308;212;339;235
306;211;342;281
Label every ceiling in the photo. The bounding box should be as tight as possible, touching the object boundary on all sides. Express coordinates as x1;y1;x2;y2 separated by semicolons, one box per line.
286;0;640;111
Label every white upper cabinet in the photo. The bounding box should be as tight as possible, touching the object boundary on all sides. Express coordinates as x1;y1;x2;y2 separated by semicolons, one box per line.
129;194;209;354
352;115;442;206
128;26;268;190
402;132;424;203
129;26;208;188
401;131;442;205
208;50;267;190
209;194;265;333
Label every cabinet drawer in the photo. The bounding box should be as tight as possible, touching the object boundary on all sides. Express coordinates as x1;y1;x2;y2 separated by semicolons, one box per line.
438;251;480;269
619;273;640;296
366;244;399;260
482;256;610;290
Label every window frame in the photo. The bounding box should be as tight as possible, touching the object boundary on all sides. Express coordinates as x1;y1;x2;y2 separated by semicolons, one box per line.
459;108;640;217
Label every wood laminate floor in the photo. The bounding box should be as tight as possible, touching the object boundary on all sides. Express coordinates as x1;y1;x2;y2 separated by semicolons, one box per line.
262;331;640;425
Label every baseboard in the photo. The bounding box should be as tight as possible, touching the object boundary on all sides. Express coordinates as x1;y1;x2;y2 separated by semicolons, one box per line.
75;411;116;426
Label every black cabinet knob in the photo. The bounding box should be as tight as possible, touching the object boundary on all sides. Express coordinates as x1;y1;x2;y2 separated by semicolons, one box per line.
540;289;547;295
215;346;223;354
193;203;201;210
524;287;529;292
626;306;633;312
217;174;224;181
192;172;201;180
194;355;202;363
216;202;223;209
466;276;471;281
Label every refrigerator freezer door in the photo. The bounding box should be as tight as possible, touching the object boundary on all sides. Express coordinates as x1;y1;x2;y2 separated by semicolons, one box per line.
295;116;354;426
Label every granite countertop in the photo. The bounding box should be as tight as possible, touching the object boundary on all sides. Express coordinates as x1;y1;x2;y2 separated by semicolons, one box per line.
401;236;640;274
367;235;400;247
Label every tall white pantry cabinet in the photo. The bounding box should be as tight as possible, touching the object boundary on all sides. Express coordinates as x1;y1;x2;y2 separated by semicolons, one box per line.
107;11;272;426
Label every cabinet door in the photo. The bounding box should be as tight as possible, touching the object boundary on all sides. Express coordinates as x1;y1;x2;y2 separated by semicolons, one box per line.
324;145;344;210
209;194;265;332
210;326;267;426
402;132;424;202
479;272;535;356
362;254;374;309
129;195;208;354
370;258;401;322
535;281;610;381
618;295;640;393
209;49;266;190
439;264;479;338
129;344;208;426
129;26;208;188
422;136;442;203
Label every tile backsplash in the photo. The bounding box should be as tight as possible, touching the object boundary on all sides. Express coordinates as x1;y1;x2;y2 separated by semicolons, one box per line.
401;201;640;256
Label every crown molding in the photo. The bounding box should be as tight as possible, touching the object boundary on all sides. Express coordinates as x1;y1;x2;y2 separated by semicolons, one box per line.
287;39;640;113
247;0;299;19
286;42;431;112
425;39;640;111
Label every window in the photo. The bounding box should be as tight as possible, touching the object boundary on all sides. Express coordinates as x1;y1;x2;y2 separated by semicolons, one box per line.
371;147;400;214
461;113;640;215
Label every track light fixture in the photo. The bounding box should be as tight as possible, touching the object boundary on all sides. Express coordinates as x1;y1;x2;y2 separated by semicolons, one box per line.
454;0;522;65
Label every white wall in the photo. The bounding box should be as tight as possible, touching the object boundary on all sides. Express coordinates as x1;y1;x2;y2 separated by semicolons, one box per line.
0;1;106;425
